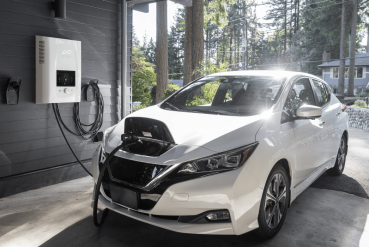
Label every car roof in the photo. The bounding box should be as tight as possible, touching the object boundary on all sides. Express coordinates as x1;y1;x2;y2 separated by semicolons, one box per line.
207;70;315;79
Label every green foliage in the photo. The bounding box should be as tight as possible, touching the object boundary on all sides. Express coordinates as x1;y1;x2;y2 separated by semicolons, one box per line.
205;0;236;27
162;84;182;101
189;81;220;106
193;60;228;76
141;34;157;65
168;7;186;80
132;52;156;108
353;100;367;107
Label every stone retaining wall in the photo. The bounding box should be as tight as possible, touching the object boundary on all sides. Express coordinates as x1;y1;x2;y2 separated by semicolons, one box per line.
347;107;369;131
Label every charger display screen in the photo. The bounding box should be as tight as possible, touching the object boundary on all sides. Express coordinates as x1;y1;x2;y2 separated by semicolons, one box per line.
57;70;75;87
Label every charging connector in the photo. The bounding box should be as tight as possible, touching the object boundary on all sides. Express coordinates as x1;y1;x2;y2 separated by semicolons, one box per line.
86;85;94;102
86;79;98;102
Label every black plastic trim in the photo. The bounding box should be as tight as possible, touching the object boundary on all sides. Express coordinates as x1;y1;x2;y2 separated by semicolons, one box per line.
178;210;231;224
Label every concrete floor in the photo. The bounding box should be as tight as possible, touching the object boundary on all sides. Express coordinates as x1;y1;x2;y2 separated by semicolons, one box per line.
0;177;368;247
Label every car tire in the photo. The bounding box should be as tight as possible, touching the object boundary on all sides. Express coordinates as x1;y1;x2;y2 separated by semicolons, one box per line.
327;135;347;176
256;164;290;239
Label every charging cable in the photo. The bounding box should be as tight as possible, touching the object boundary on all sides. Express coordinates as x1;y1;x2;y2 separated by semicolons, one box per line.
53;80;104;140
52;80;104;177
52;103;93;177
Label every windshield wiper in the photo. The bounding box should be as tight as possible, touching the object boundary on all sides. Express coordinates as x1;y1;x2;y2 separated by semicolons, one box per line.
164;102;179;111
211;110;240;116
193;109;240;116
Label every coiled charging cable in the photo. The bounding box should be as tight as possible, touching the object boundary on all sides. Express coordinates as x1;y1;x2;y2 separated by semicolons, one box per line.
52;80;104;177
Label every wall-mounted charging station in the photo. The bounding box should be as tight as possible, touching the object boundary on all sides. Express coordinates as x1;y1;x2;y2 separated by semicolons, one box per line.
36;36;81;104
35;36;102;177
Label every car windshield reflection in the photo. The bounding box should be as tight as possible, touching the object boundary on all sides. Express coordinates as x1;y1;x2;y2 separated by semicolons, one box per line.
161;76;287;116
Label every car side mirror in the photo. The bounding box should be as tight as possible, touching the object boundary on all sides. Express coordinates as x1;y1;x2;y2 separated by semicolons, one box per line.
296;105;322;119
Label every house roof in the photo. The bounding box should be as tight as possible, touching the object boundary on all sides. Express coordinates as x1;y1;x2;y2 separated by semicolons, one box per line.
318;53;369;67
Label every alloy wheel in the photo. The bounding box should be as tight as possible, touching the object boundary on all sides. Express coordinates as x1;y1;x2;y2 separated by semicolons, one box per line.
264;173;287;229
337;138;346;171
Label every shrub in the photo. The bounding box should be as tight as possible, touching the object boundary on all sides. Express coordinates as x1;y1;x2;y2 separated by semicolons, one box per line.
192;60;228;77
354;99;367;107
162;84;182;101
132;53;156;108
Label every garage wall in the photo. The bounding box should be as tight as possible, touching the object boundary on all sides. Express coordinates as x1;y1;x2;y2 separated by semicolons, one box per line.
0;0;132;189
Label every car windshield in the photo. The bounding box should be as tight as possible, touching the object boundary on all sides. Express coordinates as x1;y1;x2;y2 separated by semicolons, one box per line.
161;75;286;116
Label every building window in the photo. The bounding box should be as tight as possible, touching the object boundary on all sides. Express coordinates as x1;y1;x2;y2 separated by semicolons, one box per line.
344;67;349;78
331;67;363;78
357;67;363;78
333;67;338;78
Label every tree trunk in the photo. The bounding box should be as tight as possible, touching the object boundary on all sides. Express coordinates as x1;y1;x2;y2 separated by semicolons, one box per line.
233;27;237;68
347;0;358;96
367;26;369;53
205;27;209;61
156;0;168;103
222;31;225;64
184;6;192;86
338;0;347;95
216;29;219;64
297;0;300;31
191;0;204;80
229;28;233;67
284;0;287;54
290;0;293;44
294;1;297;33
245;19;248;69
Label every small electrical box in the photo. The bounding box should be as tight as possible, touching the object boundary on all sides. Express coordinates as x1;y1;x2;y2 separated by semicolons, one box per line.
36;36;81;104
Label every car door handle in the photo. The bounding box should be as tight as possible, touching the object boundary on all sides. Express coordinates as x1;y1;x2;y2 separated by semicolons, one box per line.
319;121;325;126
336;112;340;116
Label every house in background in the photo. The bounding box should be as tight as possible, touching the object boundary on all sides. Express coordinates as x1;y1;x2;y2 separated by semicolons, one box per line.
169;79;184;87
318;53;369;94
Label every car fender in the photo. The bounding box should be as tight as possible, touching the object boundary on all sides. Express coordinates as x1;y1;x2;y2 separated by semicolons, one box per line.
250;111;296;190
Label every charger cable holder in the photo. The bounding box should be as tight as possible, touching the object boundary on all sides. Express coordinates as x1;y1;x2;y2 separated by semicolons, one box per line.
6;77;22;105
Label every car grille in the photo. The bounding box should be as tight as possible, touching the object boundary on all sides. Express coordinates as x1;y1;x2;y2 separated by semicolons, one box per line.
107;156;168;188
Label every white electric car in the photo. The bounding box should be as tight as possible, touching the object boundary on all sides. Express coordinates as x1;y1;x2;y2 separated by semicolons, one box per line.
92;70;348;238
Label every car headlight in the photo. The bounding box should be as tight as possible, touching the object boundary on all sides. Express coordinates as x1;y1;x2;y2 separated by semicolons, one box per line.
101;125;116;153
177;143;258;174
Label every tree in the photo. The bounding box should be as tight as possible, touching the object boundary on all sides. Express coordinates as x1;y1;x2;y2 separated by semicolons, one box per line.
184;0;205;85
162;84;182;100
132;47;156;108
338;0;348;95
184;6;192;86
156;0;169;103
168;7;185;79
193;60;229;76
348;0;358;96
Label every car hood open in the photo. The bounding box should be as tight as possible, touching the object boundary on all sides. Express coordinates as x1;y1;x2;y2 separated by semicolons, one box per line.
105;106;265;155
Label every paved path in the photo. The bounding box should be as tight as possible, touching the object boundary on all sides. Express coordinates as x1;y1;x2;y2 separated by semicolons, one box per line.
0;128;368;247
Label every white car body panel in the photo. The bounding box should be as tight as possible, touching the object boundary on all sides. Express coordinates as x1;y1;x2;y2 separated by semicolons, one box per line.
92;70;349;236
105;105;264;154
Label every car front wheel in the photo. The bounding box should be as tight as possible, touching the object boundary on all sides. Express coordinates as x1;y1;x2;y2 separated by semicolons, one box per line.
327;135;347;176
256;164;289;239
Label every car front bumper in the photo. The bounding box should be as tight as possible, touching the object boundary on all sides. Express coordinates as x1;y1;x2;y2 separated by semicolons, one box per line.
92;145;263;235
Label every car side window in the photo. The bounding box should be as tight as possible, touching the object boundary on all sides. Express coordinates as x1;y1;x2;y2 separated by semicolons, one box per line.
282;78;315;122
312;79;329;107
